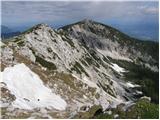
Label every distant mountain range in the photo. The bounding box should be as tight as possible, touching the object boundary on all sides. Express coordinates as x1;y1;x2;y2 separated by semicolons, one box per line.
1;19;159;119
1;25;21;39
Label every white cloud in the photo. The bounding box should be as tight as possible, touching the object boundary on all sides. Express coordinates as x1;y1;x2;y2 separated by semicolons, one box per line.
144;7;158;14
1;1;158;26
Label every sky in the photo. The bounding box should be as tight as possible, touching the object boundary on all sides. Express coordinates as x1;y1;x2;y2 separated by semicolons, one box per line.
1;0;159;41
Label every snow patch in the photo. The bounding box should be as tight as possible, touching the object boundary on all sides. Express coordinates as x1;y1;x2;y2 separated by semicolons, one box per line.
126;82;140;88
110;63;126;73
1;63;67;110
135;90;143;94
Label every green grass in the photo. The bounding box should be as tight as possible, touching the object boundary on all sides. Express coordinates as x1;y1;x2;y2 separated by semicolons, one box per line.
13;37;22;43
74;105;102;119
47;47;53;53
126;99;159;119
84;56;93;66
97;81;115;97
108;57;159;104
62;36;75;48
53;72;77;90
83;53;100;68
94;99;159;119
71;61;89;77
17;40;25;46
35;55;57;70
80;59;89;67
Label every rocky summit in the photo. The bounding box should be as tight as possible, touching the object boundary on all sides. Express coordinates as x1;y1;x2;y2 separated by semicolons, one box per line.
0;20;159;119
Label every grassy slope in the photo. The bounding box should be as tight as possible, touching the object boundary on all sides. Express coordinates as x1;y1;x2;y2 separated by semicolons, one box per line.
94;99;159;119
108;57;159;104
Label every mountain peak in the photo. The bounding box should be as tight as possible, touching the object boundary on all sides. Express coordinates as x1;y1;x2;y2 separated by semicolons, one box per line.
35;23;49;28
81;19;93;23
31;23;50;30
22;23;51;34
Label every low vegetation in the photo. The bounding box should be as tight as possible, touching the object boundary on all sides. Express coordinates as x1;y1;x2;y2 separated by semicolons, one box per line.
108;57;159;104
71;61;89;77
74;105;102;119
94;98;159;119
35;55;57;70
62;36;75;48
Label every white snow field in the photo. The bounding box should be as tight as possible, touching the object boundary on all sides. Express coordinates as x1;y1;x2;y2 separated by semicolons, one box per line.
1;63;67;110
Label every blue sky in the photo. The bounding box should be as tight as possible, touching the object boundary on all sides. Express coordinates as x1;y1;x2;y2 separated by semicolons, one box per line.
1;1;159;41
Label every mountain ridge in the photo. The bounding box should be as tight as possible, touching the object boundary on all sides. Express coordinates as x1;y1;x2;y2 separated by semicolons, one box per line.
1;19;159;119
59;19;158;42
58;19;158;63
